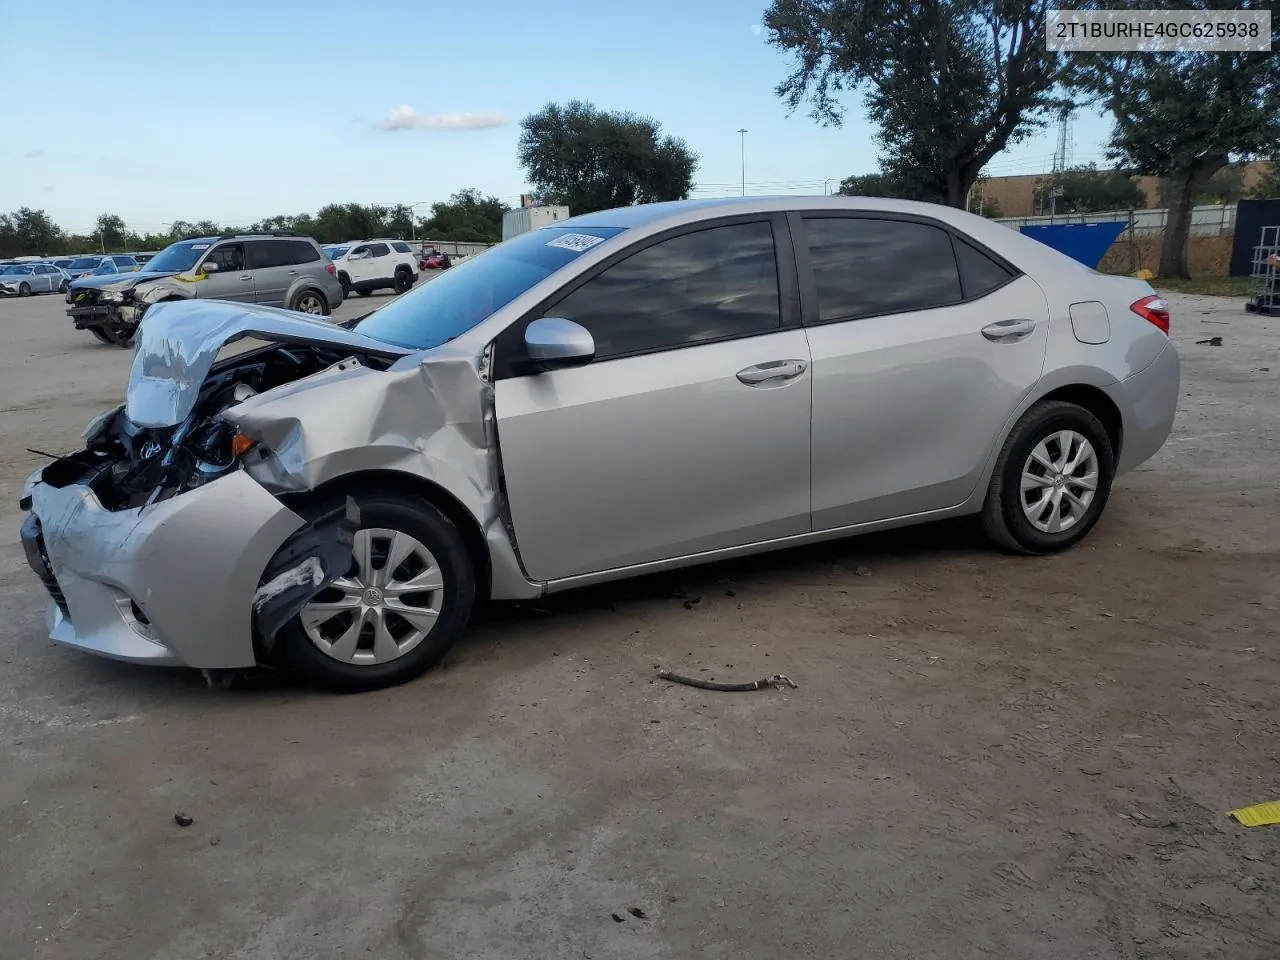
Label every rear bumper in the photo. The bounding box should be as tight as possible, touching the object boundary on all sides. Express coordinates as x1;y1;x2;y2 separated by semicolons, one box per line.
22;470;305;668
1108;340;1181;475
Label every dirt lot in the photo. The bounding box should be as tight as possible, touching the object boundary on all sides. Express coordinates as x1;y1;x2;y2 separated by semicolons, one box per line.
1;289;1277;960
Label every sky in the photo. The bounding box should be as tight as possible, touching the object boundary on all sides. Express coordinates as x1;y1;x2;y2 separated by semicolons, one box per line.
0;0;1115;234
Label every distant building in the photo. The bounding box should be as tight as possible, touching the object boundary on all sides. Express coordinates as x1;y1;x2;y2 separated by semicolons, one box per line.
975;161;1273;218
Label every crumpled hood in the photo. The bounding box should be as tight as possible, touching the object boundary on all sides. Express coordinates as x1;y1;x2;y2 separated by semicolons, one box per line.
124;299;413;428
70;270;175;292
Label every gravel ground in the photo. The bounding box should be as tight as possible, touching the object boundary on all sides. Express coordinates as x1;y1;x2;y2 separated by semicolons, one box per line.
0;288;1277;960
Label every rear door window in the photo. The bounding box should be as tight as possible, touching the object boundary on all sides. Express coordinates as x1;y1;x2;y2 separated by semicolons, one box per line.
954;237;1014;299
802;217;962;322
367;242;391;257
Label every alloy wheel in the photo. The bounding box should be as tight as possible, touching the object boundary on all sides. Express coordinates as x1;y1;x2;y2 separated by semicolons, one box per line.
297;293;324;314
300;528;444;665
1020;430;1099;534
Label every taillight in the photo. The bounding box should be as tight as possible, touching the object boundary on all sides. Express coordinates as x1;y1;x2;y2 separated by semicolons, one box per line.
1130;295;1170;334
325;263;336;275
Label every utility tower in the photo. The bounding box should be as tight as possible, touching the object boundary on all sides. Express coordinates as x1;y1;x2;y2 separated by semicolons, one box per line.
1047;106;1074;217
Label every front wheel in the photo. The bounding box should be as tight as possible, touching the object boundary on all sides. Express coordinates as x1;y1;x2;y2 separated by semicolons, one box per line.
981;401;1116;555
18;282;30;296
291;289;329;316
338;272;351;297
271;491;476;692
89;327;114;345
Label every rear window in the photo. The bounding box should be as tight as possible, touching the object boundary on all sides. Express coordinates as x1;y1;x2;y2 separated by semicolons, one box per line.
287;240;321;264
391;241;412;254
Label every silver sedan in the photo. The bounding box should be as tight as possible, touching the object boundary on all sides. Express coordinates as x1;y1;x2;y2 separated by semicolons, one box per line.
20;197;1180;691
0;262;69;295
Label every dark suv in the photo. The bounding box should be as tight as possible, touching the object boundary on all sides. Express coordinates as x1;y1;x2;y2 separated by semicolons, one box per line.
67;233;346;346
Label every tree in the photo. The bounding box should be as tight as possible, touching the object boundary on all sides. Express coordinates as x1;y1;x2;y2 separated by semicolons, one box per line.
838;172;915;198
95;213;127;251
1157;166;1246;206
1068;2;1280;276
0;208;64;257
765;0;1064;208
518;100;698;214
419;189;508;242
1034;164;1146;214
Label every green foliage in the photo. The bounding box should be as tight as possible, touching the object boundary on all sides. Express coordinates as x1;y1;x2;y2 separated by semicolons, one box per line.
419;189;508;242
1156;165;1246;206
765;0;1065;207
1066;0;1280;276
0;193;512;258
1035;164;1147;213
518;100;698;215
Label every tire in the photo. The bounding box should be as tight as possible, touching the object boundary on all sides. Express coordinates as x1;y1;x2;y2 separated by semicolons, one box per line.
89;327;114;345
271;490;476;692
290;288;329;316
338;272;351;297
18;282;30;296
356;288;371;297
59;280;69;293
393;269;414;294
982;400;1115;555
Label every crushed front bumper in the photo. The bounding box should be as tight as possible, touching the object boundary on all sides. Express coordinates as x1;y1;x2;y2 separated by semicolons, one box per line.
66;303;112;327
22;470;306;668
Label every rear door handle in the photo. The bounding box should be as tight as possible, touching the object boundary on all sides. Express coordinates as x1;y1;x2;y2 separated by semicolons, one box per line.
287;269;298;275
737;359;808;385
239;274;252;281
981;318;1037;341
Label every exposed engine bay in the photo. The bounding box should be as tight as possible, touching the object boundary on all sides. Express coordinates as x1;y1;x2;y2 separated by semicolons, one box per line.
32;340;401;511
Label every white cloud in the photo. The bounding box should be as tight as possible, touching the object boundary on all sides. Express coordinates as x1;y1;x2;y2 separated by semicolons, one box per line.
750;22;762;36
373;106;507;132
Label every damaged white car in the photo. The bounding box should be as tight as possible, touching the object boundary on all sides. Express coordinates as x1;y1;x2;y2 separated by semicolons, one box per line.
20;197;1179;690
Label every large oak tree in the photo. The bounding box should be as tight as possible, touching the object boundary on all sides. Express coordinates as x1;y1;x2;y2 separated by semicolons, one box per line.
765;0;1065;207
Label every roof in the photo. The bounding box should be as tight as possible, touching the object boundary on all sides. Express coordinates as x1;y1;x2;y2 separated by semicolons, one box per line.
562;195;993;232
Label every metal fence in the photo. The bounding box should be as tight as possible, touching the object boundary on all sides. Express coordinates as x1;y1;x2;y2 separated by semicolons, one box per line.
415;239;496;257
995;203;1236;237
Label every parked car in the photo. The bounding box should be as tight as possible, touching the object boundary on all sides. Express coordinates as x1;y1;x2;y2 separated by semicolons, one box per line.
132;251;157;264
420;249;452;270
63;254;137;280
0;262;68;296
19;197;1179;692
66;233;344;346
329;239;419;297
322;244;350;261
51;258;75;271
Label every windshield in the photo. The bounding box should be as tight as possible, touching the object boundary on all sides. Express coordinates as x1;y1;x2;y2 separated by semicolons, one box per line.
325;246;349;259
69;257;103;269
142;240;209;274
355;226;625;349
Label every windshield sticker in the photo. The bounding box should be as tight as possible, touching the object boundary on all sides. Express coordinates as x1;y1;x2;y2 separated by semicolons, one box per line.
190;243;210;250
546;233;606;253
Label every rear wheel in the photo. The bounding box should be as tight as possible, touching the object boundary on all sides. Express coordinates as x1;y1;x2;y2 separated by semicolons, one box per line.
291;289;329;316
393;268;414;294
271;491;476;692
59;279;69;293
982;401;1115;554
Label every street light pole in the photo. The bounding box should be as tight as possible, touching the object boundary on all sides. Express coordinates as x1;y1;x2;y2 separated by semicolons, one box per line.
737;128;748;197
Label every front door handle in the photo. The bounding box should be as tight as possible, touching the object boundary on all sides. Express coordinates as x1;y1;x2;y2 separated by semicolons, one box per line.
737;359;808;385
239;274;252;282
981;318;1037;341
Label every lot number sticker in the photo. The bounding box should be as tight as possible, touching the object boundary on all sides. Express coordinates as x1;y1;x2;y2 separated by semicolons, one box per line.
546;233;606;253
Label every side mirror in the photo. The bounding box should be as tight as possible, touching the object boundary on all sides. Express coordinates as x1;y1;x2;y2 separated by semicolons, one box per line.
201;260;220;274
523;317;595;372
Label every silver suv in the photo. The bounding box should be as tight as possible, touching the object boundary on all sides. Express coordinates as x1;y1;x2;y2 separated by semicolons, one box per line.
67;233;345;346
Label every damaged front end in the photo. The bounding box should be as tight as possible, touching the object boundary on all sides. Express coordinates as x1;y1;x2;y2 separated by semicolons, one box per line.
19;300;412;668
